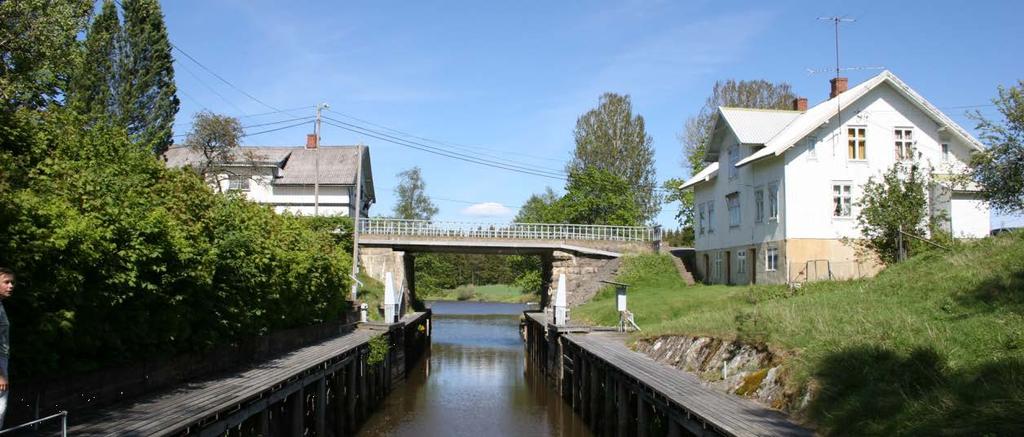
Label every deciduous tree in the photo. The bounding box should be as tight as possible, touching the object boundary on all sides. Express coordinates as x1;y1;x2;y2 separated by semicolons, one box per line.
393;166;438;220
855;162;929;264
969;80;1024;213
570;92;660;223
183;111;245;192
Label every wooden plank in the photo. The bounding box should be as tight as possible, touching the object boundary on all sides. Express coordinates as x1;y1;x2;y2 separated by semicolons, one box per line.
565;332;812;437
67;328;378;435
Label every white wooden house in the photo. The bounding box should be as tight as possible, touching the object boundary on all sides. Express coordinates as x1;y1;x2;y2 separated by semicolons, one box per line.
679;71;989;285
165;137;375;218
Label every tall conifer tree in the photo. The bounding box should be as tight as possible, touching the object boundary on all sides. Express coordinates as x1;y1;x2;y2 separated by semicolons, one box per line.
68;0;121;119
120;0;178;155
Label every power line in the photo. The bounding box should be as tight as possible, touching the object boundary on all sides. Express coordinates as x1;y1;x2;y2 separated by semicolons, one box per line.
172;117;314;140
176;60;247;115
325;109;568;166
321;115;568;179
320;117;567;181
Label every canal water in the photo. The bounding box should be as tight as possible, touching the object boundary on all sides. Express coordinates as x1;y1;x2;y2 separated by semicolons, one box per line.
357;301;591;436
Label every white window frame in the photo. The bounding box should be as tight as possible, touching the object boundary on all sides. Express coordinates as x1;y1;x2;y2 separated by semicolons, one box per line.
806;136;818;161
894;127;914;161
754;188;765;223
228;175;250;191
942;143;950;162
767;183;779;221
832;182;853;218
728;144;740;179
737;251;746;274
727;192;741;228
848;126;867;161
708;201;716;234
698;203;706;235
766;247;778;272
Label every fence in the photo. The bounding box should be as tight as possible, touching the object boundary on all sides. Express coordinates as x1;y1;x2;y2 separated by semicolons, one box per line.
357;218;655;242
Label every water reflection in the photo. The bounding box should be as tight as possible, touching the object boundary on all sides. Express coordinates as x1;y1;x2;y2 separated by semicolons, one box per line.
357;301;591;437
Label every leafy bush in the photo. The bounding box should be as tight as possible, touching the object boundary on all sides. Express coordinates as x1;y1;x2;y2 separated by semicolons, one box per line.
0;112;353;377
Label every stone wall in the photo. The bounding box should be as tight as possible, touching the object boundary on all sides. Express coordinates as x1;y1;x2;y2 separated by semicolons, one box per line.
634;335;810;413
546;251;620;308
359;247;411;305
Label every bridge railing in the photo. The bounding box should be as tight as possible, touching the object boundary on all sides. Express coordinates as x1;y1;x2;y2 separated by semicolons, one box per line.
358;218;655;242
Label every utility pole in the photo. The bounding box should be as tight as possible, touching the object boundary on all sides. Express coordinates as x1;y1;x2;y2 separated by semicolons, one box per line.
350;144;364;302
314;102;329;216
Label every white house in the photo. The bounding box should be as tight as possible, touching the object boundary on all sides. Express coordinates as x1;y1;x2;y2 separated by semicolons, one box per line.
165;136;375;217
679;71;989;285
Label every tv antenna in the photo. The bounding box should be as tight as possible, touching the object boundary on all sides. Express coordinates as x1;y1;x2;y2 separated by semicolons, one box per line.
818;16;856;80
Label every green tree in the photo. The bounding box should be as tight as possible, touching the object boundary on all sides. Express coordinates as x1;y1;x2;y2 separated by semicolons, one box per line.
183;111;245;192
569;92;660;223
0;0;90;110
392;166;438;220
68;0;121;119
119;0;179;155
673;80;796;228
558;167;641;226
969;80;1024;212
855;162;930;264
515;187;561;223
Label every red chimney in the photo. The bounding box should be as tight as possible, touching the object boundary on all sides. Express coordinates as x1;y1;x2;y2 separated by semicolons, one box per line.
306;133;317;149
830;77;848;98
792;97;808;111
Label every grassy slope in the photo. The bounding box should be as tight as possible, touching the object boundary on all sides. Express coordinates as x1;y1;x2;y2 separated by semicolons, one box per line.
574;232;1024;435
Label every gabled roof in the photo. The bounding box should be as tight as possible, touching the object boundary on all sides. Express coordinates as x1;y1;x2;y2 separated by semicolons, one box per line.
164;145;374;198
735;70;985;167
716;108;803;145
678;162;719;190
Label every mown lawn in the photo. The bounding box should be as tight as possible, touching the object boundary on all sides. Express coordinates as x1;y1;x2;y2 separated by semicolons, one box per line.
574;231;1024;435
432;283;535;303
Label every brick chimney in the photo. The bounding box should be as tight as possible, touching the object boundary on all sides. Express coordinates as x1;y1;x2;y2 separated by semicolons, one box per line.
306;133;317;149
792;97;808;111
830;77;848;98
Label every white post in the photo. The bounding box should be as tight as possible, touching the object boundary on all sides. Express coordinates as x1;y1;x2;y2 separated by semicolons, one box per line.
384;272;397;323
359;302;368;323
554;273;567;326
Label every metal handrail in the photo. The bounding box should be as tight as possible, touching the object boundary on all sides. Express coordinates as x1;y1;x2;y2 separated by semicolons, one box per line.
356;218;655;242
0;411;68;436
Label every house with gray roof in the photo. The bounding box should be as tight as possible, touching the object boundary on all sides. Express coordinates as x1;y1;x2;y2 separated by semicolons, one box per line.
165;139;375;218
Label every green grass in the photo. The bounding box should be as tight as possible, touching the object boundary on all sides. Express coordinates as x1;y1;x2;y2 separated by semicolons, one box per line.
430;283;536;303
574;232;1024;435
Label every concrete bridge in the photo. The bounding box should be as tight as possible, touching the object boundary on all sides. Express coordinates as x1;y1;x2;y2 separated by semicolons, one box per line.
355;218;660;308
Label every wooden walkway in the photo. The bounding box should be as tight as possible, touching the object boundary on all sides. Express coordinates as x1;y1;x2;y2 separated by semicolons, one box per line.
565;332;812;437
64;326;385;436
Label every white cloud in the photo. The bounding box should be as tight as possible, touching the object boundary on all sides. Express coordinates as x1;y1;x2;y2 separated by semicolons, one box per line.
461;202;514;218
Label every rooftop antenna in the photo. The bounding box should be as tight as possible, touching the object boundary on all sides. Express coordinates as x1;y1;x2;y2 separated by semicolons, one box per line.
816;16;856;158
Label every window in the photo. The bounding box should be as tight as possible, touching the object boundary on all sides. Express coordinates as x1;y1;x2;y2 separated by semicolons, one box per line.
832;183;852;217
942;143;950;162
754;189;765;223
806;136;818;160
228;175;250;191
768;183;779;221
708;201;716;233
714;252;723;281
698;203;706;235
727;193;741;227
737;251;746;274
766;247;779;272
894;128;914;160
848;127;867;160
728;144;740;179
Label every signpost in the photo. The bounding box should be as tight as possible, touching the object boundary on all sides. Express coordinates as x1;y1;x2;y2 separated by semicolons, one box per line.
601;280;639;332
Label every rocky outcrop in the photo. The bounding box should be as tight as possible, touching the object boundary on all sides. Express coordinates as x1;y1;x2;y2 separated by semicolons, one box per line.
635;336;806;412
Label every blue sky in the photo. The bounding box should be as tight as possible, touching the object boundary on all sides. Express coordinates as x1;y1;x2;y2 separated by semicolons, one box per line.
163;0;1024;228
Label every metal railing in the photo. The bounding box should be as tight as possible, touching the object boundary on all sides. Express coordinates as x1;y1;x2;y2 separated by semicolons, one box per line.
0;411;68;436
358;218;655;242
